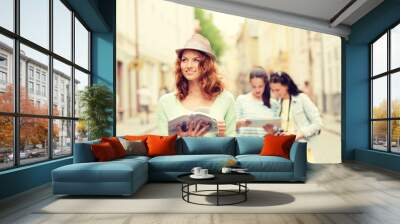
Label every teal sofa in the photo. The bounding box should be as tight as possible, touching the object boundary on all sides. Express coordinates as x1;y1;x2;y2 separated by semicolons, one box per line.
52;137;307;196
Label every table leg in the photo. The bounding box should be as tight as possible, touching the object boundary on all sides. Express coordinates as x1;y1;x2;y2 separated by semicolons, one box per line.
187;184;190;202
195;184;197;192
245;183;247;201
217;184;219;206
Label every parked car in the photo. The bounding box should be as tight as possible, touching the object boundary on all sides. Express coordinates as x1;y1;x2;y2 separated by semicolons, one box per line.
8;150;32;160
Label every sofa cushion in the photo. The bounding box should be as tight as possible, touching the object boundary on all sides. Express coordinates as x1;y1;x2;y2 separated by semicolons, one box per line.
101;137;127;158
52;159;147;183
236;155;293;172
118;138;147;156
178;137;236;155
118;155;150;162
91;142;118;161
148;154;235;172
147;135;177;157
236;136;263;155
260;135;296;159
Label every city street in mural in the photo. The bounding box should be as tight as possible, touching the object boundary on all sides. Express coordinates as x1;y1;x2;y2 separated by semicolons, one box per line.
115;0;342;163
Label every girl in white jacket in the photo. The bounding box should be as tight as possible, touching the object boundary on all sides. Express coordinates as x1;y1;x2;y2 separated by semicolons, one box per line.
269;72;322;142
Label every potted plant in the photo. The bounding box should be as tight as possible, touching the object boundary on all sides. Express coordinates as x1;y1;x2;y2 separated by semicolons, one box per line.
79;84;113;140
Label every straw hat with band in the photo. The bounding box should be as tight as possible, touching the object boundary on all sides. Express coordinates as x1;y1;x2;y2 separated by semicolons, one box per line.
175;34;216;61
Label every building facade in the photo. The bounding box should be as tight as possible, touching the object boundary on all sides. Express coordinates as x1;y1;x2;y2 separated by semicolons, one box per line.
116;0;196;133
0;42;74;152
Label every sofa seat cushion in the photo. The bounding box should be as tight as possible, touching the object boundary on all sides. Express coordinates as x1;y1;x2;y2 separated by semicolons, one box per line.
149;154;235;172
116;155;150;162
52;159;147;183
236;155;293;172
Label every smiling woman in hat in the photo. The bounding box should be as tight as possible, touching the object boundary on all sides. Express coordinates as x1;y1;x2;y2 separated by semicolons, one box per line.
156;34;236;137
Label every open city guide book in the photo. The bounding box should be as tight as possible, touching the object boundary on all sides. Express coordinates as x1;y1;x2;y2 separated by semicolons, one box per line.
245;117;282;129
168;111;218;135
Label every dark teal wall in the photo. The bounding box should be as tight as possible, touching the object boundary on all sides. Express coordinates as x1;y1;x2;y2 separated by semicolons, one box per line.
91;0;116;135
91;32;115;135
343;0;400;171
0;0;116;200
342;43;369;159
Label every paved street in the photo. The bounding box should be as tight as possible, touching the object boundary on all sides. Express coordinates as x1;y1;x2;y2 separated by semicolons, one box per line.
310;126;341;164
308;114;341;164
116;112;158;136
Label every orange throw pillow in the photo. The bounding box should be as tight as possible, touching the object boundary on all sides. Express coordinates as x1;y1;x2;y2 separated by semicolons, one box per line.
260;134;296;159
146;135;177;157
91;142;117;161
101;137;126;158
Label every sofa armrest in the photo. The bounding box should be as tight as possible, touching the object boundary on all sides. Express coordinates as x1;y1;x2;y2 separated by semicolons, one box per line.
73;140;100;163
289;141;307;181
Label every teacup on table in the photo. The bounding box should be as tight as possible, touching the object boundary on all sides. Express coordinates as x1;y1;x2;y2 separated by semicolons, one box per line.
191;167;202;176
199;168;208;176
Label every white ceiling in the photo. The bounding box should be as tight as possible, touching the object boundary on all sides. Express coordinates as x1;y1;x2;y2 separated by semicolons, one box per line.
166;0;384;38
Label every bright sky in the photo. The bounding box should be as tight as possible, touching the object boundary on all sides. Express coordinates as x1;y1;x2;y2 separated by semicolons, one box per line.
0;0;88;71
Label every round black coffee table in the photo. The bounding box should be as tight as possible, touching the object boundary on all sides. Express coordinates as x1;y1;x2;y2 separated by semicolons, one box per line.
177;173;255;206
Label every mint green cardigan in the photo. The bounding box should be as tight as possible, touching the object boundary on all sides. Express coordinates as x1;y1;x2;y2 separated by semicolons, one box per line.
156;91;237;136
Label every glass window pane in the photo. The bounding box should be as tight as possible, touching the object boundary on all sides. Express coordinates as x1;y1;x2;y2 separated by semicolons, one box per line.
74;69;89;118
20;117;49;165
0;116;13;170
20;0;49;49
53;0;72;60
74;18;89;70
391;120;400;153
391;72;400;118
372;121;388;151
20;44;49;115
0;34;14;112
53;119;72;158
372;76;387;119
0;0;14;31
391;24;400;70
372;33;387;76
53;59;72;117
75;120;88;143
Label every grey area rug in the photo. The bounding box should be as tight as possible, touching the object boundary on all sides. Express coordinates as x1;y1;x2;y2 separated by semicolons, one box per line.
37;183;362;214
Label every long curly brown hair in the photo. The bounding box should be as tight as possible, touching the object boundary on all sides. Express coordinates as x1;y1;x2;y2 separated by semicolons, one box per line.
175;50;224;101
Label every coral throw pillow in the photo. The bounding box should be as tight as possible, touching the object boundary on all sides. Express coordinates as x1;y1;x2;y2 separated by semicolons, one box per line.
146;135;177;157
91;142;118;162
260;134;296;159
101;137;127;158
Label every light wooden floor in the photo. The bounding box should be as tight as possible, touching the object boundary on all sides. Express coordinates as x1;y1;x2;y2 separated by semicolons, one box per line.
1;162;400;224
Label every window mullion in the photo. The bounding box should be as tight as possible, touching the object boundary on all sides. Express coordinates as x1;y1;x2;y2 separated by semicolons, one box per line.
71;10;76;154
13;0;20;167
48;0;54;160
370;45;373;149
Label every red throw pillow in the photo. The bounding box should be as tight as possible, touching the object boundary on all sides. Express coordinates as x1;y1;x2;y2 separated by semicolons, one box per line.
260;134;296;159
101;137;126;158
91;142;118;161
146;135;177;157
